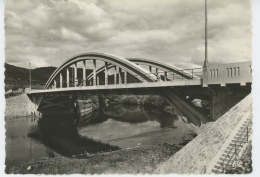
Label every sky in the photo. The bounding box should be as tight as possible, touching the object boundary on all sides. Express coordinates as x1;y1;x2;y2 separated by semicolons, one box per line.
4;0;252;69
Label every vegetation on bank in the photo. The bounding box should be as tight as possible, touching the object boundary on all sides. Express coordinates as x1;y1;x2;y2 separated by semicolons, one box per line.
104;95;169;109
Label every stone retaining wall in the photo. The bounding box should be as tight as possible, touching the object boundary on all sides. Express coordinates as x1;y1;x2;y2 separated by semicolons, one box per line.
155;94;252;174
5;94;39;118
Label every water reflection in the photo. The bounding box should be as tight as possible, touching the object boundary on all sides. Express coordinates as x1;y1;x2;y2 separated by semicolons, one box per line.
6;104;197;166
75;104;179;129
28;115;119;157
77;104;196;148
5;117;51;166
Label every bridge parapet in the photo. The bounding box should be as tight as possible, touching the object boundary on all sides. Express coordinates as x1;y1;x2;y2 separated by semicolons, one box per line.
203;61;252;87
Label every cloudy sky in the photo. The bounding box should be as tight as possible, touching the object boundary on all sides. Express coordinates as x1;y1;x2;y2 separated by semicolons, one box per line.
4;0;251;69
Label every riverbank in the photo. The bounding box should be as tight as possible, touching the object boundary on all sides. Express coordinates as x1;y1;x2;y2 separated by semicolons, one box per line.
6;144;180;174
4;94;172;119
5;93;251;174
104;95;169;108
5;93;39;119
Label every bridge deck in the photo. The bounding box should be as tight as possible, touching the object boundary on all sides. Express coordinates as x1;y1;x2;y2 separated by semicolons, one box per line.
28;79;202;94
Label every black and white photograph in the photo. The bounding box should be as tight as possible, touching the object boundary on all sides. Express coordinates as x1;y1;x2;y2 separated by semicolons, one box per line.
1;0;259;175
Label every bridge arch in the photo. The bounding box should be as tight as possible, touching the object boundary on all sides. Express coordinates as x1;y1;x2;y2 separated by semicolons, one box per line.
32;52;208;126
86;57;199;81
44;52;158;90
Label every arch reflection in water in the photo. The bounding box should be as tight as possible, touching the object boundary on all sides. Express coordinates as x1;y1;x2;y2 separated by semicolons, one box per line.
28;115;119;157
75;104;179;128
77;104;197;148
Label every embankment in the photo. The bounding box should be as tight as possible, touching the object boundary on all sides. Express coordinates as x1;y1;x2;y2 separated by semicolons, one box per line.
5;94;39;118
155;94;252;174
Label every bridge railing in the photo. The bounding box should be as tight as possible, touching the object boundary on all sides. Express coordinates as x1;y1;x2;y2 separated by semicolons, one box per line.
45;68;202;89
31;84;46;90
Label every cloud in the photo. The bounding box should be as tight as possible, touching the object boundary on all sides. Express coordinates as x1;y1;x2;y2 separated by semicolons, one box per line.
5;0;251;69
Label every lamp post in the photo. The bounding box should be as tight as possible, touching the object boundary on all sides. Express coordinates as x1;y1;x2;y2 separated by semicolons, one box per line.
202;0;209;87
203;0;209;68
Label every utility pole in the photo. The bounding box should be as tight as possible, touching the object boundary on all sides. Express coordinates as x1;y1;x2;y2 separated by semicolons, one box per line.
29;62;31;90
203;0;209;68
202;0;209;87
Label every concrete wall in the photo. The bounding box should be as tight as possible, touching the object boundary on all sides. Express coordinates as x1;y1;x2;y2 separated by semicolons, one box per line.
203;61;252;86
210;86;251;121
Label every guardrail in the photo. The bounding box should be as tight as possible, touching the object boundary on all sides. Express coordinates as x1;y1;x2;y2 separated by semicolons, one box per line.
212;119;252;174
45;68;202;89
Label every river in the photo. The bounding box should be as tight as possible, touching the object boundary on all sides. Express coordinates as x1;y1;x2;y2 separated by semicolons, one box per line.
5;104;197;167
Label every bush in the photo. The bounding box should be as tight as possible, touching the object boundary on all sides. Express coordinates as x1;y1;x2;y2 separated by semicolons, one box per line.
121;96;138;105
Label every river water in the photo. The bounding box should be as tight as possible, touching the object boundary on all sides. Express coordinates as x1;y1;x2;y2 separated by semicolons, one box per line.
5;104;197;167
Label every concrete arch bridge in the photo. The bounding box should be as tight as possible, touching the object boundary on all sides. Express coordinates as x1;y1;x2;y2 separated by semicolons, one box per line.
28;52;252;126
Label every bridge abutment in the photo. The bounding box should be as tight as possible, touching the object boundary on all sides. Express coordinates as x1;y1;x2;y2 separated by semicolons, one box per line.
209;85;251;121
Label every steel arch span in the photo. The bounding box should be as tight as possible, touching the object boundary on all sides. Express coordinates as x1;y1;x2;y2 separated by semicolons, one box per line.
44;52;157;90
86;57;200;81
29;52;208;126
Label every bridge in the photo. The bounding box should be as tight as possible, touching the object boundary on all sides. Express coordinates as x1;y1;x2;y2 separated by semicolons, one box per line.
27;52;252;126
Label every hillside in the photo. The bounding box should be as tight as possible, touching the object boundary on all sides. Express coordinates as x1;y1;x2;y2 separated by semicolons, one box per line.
4;63;138;91
4;63;57;90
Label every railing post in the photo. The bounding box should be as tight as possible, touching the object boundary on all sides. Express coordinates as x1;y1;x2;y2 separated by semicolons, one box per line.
234;142;237;156
74;63;77;87
54;80;56;89
60;73;63;88
114;66;117;84
119;68;123;84
164;71;167;81
93;59;96;86
83;60;86;86
247;127;249;143
66;67;69;88
124;70;127;84
97;76;99;86
105;62;108;85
